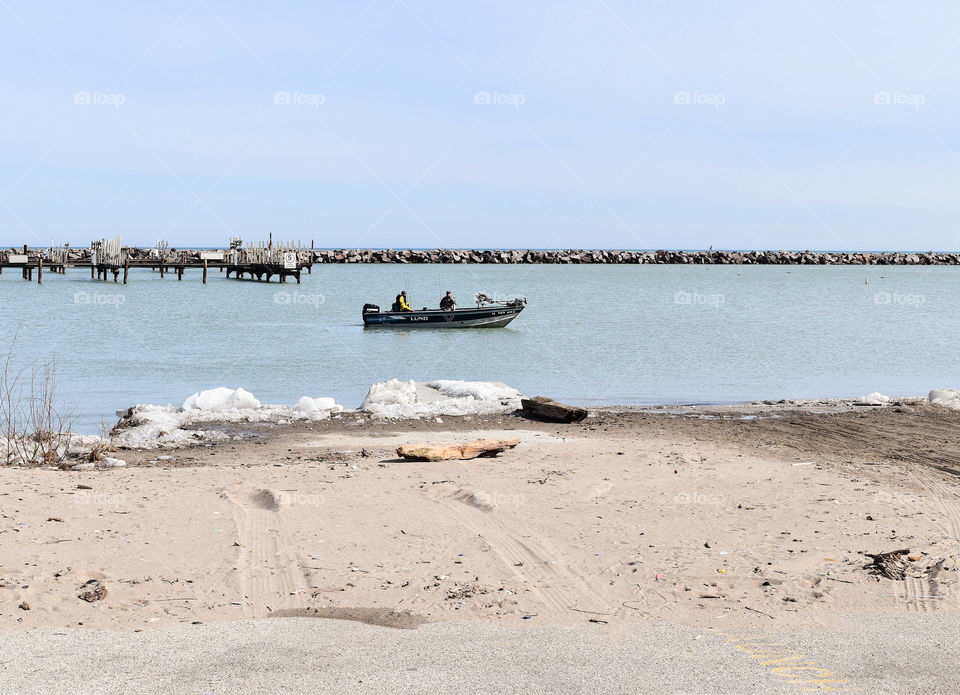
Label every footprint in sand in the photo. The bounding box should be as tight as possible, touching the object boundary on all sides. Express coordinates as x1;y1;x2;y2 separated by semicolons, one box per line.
250;488;283;511
453;488;497;511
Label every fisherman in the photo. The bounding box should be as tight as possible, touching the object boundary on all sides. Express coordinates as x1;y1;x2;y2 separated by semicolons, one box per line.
392;290;412;312
439;290;456;311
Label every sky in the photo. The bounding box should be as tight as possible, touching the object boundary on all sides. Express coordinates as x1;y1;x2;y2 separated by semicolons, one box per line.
1;1;959;251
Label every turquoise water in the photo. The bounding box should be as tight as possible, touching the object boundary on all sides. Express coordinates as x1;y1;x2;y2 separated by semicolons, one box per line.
1;264;958;430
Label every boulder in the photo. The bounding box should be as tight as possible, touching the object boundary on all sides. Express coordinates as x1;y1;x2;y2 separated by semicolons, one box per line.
520;396;588;423
396;438;521;462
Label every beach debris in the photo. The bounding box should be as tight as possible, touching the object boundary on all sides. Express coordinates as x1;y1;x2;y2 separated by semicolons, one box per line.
396;438;521;462
18;601;29;610
446;583;489;600
865;548;911;580
520;396;588;423
78;580;108;603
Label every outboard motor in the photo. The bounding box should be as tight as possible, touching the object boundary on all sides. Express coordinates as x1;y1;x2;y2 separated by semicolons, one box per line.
362;303;380;314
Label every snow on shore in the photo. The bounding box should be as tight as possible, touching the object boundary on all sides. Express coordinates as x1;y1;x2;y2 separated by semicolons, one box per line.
360;378;522;418
182;387;261;411
929;389;960;409
856;392;891;406
846;389;960;410
108;379;522;449
111;387;344;449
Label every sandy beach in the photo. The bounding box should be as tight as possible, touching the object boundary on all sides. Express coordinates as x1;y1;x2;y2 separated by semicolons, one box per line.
6;4;960;691
4;401;959;634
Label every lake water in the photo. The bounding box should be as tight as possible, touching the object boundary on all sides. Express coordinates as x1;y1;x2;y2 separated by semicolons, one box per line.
1;263;958;430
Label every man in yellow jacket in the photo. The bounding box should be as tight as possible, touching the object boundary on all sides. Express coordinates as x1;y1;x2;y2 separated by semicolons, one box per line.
393;290;412;312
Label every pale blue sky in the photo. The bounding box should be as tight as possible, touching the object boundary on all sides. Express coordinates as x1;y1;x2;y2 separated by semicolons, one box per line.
1;1;958;250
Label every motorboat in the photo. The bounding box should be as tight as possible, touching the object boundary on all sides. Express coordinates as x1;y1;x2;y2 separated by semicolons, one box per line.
362;293;526;328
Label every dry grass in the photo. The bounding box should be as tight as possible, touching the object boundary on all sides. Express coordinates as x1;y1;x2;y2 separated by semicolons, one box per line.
0;331;75;466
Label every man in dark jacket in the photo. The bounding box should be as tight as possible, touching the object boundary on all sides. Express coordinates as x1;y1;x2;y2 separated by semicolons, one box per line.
439;291;456;310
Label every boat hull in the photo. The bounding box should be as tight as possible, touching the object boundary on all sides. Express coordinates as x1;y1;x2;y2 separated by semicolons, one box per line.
363;305;524;328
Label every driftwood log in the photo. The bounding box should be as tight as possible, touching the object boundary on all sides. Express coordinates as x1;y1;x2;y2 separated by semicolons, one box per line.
396;438;521;462
865;548;911;580
520;396;588;423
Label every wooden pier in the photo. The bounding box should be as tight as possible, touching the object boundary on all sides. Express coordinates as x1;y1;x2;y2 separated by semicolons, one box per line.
0;237;313;285
224;239;308;283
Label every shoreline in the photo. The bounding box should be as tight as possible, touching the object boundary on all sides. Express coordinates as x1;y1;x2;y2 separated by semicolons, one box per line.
8;246;960;265
3;401;959;636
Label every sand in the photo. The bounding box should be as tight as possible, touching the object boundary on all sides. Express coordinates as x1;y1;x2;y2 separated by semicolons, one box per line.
3;402;959;633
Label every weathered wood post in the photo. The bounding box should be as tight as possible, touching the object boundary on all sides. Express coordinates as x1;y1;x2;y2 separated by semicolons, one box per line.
159;262;164;278
202;258;208;284
37;257;42;284
177;266;183;281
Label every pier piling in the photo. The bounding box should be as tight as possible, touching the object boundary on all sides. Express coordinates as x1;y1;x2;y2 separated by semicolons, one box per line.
4;237;316;285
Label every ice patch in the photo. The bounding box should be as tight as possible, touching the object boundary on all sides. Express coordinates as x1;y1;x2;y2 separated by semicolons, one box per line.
67;433;107;457
929;388;960;409
295;396;343;417
360;378;522;419
427;380;522;402
856;392;890;406
111;387;344;449
183;387;261;411
360;379;418;411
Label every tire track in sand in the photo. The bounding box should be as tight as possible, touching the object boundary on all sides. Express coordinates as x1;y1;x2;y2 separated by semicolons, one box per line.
436;488;614;616
227;484;311;617
901;463;960;610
